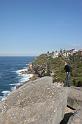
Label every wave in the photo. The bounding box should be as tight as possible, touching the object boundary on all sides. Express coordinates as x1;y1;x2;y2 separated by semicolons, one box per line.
9;83;21;86
1;90;11;101
11;67;33;91
16;67;33;83
16;68;27;75
0;66;33;102
1;91;10;96
19;74;33;82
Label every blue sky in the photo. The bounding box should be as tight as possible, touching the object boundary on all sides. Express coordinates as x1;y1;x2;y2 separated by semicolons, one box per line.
0;0;82;56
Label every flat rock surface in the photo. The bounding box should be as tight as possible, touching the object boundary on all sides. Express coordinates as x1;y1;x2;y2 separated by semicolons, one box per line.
0;77;67;124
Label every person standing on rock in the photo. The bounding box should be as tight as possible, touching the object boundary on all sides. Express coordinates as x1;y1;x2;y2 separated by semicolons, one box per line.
64;61;71;87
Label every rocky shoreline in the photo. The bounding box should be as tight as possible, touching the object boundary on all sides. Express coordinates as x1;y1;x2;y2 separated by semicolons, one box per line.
15;66;39;89
0;77;67;124
0;76;82;124
0;61;82;124
0;65;34;102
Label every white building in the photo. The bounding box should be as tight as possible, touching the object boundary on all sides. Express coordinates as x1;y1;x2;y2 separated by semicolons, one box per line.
52;51;59;58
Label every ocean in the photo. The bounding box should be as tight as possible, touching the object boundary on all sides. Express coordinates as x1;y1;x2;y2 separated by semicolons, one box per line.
0;56;35;101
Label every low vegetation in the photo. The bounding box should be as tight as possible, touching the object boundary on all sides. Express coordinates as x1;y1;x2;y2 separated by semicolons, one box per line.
32;52;82;86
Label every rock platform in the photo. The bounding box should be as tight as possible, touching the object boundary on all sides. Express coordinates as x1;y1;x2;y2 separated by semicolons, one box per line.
0;77;67;124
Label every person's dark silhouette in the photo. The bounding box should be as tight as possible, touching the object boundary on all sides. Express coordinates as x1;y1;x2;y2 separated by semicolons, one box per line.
64;62;71;87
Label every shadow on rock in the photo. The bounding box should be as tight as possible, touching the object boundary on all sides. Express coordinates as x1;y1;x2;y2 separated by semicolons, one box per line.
60;112;73;124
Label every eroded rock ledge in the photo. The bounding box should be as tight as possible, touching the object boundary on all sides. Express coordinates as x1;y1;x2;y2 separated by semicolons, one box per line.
67;87;82;110
67;87;82;124
0;77;67;124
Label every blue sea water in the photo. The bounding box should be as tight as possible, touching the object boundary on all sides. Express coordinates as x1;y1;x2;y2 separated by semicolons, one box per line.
0;56;35;101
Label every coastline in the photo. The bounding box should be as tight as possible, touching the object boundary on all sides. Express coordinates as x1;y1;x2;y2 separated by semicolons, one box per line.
0;76;69;124
0;64;34;102
15;69;34;89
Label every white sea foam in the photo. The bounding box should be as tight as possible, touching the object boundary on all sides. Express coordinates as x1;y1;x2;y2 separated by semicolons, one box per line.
0;66;33;102
1;91;10;96
1;90;11;101
10;68;33;93
9;73;33;93
16;67;33;83
10;82;21;91
16;68;27;75
11;86;16;91
19;74;33;83
9;82;21;86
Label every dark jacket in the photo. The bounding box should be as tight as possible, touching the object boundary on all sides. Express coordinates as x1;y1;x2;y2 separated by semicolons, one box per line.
64;64;71;72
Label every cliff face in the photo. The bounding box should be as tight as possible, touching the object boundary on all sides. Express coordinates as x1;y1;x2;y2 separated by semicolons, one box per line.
32;54;66;82
0;77;67;124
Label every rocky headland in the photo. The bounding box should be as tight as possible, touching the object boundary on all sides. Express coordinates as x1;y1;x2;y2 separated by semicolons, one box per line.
0;76;82;124
0;51;82;124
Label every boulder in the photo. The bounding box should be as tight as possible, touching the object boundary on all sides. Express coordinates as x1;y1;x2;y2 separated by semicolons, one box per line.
67;87;82;109
0;77;67;124
67;109;82;124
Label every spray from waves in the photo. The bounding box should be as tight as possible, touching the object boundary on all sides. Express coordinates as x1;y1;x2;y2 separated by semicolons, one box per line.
1;91;11;101
0;66;33;102
11;67;33;93
15;67;33;83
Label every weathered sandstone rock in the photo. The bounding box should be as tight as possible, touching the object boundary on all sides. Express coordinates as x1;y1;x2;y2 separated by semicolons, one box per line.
0;77;67;124
67;108;82;124
67;87;82;109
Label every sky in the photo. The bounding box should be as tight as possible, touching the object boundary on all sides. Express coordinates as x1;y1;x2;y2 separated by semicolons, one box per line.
0;0;82;56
